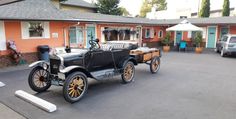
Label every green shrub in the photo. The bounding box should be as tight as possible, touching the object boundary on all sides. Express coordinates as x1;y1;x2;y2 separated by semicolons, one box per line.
194;32;203;47
161;32;172;46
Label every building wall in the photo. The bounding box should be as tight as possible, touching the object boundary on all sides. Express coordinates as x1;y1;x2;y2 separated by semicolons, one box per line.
60;5;96;13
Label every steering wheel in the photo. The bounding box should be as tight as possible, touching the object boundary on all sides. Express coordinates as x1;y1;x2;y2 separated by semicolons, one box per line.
89;38;100;50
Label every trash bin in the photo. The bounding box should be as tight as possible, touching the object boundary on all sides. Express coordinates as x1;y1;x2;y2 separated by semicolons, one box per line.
38;45;50;62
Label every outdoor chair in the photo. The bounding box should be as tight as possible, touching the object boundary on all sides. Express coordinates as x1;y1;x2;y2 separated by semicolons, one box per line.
179;41;187;52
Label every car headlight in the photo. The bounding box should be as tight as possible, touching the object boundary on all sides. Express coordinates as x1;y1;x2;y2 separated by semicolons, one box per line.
42;63;48;70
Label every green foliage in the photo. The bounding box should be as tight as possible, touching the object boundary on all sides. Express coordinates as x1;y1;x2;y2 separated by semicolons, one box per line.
194;32;203;47
222;0;230;16
96;0;122;15
120;7;131;16
161;32;172;46
140;0;167;17
199;0;210;17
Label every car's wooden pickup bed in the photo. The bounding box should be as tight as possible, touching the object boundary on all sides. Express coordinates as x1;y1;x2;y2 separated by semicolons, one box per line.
130;47;161;63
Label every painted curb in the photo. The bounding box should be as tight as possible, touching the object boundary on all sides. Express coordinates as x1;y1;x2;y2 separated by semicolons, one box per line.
0;82;5;87
15;90;57;113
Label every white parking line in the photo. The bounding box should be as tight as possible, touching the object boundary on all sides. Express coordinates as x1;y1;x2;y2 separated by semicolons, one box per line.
0;81;5;87
15;90;57;113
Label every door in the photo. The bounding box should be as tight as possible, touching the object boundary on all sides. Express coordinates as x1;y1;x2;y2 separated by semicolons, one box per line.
69;27;84;47
220;27;229;38
176;31;182;44
86;25;96;48
207;27;217;48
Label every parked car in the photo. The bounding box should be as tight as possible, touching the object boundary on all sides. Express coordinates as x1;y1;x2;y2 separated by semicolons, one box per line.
28;40;161;103
215;34;236;57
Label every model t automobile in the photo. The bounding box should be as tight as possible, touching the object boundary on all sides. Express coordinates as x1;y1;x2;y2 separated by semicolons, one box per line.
28;39;161;103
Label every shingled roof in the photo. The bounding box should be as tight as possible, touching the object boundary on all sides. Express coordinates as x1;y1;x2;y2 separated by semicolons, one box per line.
60;0;96;9
0;0;236;25
0;0;71;21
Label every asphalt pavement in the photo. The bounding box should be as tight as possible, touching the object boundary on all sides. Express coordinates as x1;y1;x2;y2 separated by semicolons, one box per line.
0;52;236;119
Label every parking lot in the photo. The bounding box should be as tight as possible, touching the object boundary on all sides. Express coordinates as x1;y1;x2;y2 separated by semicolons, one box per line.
0;52;236;119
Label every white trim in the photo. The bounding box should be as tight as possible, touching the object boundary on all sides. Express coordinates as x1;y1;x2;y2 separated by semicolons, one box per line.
0;21;6;51
206;26;217;48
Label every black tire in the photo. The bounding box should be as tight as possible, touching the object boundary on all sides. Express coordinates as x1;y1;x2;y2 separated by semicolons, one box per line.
63;72;88;103
150;57;161;74
121;61;135;84
28;67;51;93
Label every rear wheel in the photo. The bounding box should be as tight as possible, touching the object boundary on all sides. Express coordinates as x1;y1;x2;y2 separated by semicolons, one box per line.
28;67;51;93
121;61;135;84
150;57;160;74
63;72;88;103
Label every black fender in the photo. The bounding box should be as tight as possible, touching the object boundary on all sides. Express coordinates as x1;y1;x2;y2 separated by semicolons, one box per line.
118;56;138;69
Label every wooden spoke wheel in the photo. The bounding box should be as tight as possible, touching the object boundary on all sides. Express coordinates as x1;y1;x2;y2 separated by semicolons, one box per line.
121;61;135;83
150;57;160;74
63;72;88;103
28;67;51;93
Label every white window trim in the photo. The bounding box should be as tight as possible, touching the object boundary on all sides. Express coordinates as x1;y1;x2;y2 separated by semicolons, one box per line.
0;21;6;51
21;21;50;39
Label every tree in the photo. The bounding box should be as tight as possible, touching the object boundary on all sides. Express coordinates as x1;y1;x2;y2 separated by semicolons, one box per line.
96;0;122;15
199;0;210;17
222;0;230;16
140;0;167;18
120;7;131;16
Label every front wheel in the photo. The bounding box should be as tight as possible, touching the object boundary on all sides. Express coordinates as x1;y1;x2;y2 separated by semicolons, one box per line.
28;67;51;93
150;57;161;74
121;61;135;84
63;72;88;103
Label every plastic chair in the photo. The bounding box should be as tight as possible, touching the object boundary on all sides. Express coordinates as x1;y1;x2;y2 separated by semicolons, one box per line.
179;41;187;52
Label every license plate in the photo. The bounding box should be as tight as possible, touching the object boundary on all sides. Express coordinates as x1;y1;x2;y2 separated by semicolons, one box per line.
58;73;65;80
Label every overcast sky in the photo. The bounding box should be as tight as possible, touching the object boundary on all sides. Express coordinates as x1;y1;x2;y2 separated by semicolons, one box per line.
85;0;236;16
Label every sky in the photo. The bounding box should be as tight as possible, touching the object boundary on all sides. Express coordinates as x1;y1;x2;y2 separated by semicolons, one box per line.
85;0;236;16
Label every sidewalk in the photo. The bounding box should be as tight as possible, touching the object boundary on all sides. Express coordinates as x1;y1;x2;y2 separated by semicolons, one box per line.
0;103;26;119
0;64;29;73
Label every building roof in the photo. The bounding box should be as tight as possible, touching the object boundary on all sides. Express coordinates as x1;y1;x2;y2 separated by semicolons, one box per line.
60;0;96;9
0;0;21;6
0;0;71;21
0;0;236;26
191;8;235;16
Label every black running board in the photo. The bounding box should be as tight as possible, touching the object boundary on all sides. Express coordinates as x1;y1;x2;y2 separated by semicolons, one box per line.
91;69;121;80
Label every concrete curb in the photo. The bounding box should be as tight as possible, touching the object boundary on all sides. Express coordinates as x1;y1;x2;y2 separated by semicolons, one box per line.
15;90;57;113
0;65;29;73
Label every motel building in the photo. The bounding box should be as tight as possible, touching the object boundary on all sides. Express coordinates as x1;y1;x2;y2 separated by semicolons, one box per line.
0;0;236;67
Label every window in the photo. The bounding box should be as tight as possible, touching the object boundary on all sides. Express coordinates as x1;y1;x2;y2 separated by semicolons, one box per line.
229;37;236;43
21;21;50;39
221;36;228;42
145;29;151;38
69;27;84;45
103;27;131;41
29;22;44;37
158;30;163;38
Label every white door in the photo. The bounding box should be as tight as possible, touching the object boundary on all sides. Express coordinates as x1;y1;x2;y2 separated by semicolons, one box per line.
0;21;6;51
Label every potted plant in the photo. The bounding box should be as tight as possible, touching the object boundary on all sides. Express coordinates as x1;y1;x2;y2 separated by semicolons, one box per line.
194;32;203;53
161;32;172;52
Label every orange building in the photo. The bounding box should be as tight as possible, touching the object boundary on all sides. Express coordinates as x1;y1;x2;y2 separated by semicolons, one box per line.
1;0;236;67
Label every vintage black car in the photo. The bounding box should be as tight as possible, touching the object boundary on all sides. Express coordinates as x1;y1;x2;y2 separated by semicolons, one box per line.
28;40;161;103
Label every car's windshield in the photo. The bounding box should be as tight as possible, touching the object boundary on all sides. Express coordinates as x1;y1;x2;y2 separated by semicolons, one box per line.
230;37;236;43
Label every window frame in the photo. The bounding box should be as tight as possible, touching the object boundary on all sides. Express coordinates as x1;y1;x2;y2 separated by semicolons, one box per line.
21;21;50;39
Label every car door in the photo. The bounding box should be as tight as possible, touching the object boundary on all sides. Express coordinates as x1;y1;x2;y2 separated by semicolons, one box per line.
87;51;113;71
